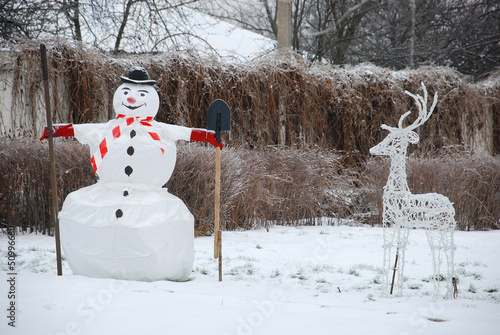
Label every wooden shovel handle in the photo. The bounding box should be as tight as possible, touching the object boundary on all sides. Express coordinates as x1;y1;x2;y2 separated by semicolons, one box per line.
214;146;221;258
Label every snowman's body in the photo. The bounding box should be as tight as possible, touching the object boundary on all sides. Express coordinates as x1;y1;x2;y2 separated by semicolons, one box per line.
72;118;190;186
59;75;198;281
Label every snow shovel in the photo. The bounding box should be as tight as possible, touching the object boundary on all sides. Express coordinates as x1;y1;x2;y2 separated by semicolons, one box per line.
207;99;230;281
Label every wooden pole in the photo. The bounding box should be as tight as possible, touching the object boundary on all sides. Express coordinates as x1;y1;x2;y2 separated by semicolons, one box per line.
218;230;222;282
214;146;221;259
277;0;292;49
40;44;63;276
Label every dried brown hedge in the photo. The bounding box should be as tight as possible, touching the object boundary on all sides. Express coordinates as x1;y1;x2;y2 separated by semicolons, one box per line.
0;138;96;233
168;143;358;234
1;139;498;235
1;42;499;233
2;42;498;161
0;139;357;235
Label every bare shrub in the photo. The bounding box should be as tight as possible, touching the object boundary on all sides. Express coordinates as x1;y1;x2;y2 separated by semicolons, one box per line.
0;138;95;234
2;139;357;235
2;139;498;234
168;144;357;235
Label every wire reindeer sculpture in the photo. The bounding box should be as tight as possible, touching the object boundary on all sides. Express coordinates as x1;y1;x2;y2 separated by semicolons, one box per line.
370;83;457;299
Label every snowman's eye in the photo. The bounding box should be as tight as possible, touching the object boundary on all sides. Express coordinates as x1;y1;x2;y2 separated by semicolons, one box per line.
124;91;128;95
140;93;145;97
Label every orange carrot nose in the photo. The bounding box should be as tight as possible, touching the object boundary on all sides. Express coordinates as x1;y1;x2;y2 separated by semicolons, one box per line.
127;97;136;104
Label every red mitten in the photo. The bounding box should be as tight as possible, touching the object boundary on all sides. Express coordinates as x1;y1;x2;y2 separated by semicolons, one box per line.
190;129;224;149
40;124;75;140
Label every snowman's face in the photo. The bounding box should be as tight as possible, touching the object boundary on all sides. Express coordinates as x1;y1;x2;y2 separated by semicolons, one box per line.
113;83;160;118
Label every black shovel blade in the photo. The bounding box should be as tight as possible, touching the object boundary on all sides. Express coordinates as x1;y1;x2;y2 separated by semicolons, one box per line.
207;99;231;144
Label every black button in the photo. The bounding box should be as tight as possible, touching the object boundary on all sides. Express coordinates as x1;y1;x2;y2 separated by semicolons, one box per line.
127;146;134;155
115;209;123;218
123;190;129;196
130;130;136;138
125;166;133;176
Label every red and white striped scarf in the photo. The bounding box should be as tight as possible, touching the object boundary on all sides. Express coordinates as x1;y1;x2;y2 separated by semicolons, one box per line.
90;114;166;174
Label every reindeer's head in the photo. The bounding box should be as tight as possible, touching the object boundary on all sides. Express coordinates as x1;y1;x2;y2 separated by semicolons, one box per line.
370;82;438;158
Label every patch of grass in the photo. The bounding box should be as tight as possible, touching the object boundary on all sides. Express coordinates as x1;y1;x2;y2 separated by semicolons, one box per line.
236;255;258;262
316;285;330;294
226;268;239;276
195;267;210;275
408;283;423;290
227;263;257;277
484;287;498;293
473;261;487;267
456;268;482;280
291;269;308;281
352;284;370;291
365;293;376;301
270;269;281;278
435;274;447;282
467;283;477;293
309;264;334;274
421;274;447;283
348;266;360;277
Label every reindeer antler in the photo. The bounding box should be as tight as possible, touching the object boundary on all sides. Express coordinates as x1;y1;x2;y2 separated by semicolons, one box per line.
399;82;438;131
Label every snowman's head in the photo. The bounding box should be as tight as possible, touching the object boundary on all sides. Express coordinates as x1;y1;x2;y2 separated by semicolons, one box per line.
113;67;159;118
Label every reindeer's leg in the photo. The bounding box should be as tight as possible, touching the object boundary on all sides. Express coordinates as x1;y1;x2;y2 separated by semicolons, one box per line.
426;226;441;299
395;221;410;296
427;214;456;300
382;213;397;296
426;221;451;299
441;215;456;299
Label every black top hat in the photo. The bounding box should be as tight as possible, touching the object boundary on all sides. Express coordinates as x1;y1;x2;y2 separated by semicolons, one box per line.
120;66;156;85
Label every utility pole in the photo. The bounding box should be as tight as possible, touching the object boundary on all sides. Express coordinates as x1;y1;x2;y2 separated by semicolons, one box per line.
409;0;416;68
277;0;292;49
277;0;292;146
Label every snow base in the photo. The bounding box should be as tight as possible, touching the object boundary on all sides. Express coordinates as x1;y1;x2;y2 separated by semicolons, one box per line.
59;183;194;281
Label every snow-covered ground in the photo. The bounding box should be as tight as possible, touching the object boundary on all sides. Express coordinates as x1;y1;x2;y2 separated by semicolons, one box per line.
1;224;499;335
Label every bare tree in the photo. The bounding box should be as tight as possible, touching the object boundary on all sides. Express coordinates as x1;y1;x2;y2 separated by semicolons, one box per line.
1;0;498;78
200;0;375;64
0;0;53;42
113;0;139;53
56;0;83;41
197;0;277;39
0;0;201;53
358;0;500;79
91;0;199;54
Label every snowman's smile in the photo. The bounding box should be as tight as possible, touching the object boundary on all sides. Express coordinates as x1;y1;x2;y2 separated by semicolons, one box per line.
122;102;146;110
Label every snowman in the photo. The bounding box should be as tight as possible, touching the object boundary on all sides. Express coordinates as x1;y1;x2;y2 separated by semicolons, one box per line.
40;66;222;281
